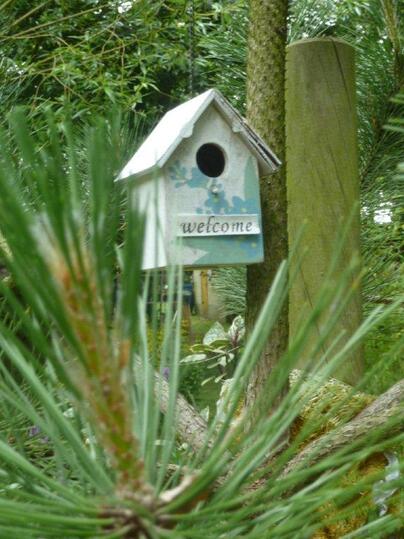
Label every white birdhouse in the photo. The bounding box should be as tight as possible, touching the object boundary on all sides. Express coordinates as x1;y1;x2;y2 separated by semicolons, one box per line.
118;89;280;269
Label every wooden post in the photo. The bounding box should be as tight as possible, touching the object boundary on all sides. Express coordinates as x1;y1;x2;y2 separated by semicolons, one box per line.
286;38;363;384
200;270;209;318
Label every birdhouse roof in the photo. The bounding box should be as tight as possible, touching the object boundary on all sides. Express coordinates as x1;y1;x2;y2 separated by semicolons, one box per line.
118;89;281;180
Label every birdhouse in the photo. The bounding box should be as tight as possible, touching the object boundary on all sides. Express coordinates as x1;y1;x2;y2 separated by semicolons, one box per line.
118;89;280;269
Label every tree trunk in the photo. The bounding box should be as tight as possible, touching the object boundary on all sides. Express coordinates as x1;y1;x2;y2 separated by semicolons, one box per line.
155;370;210;453
245;0;289;409
159;369;403;493
280;379;404;478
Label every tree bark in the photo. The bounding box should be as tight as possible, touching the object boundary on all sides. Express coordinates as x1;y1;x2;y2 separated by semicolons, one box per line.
155;367;403;493
245;0;289;408
155;370;210;453
280;379;404;478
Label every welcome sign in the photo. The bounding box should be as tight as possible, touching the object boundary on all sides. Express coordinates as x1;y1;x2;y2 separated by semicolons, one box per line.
177;214;260;237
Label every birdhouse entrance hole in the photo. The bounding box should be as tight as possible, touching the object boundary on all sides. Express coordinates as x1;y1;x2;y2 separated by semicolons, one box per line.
196;143;225;177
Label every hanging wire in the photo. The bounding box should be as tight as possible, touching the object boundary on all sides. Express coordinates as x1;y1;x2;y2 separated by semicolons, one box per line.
187;0;195;97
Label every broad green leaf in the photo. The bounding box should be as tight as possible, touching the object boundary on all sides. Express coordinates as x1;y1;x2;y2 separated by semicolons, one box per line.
203;321;228;345
180;353;207;364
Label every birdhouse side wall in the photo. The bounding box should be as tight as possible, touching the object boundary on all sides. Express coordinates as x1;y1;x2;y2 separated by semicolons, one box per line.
164;105;264;267
131;174;168;270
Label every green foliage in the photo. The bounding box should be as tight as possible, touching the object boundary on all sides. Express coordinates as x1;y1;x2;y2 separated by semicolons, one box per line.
363;91;404;394
211;266;247;317
0;1;180;118
0;111;402;537
146;321;205;404
179;361;207;404
364;311;403;394
0;1;232;130
181;316;245;385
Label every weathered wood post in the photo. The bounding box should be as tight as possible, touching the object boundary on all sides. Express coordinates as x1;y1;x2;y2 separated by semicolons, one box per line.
286;38;363;384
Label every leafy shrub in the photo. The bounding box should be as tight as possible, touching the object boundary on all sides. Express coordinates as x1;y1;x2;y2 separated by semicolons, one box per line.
181;316;245;385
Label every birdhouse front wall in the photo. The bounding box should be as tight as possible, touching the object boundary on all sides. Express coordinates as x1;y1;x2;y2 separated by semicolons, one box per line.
164;105;264;267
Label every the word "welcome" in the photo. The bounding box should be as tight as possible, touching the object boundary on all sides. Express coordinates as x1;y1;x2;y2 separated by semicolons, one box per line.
177;214;260;237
